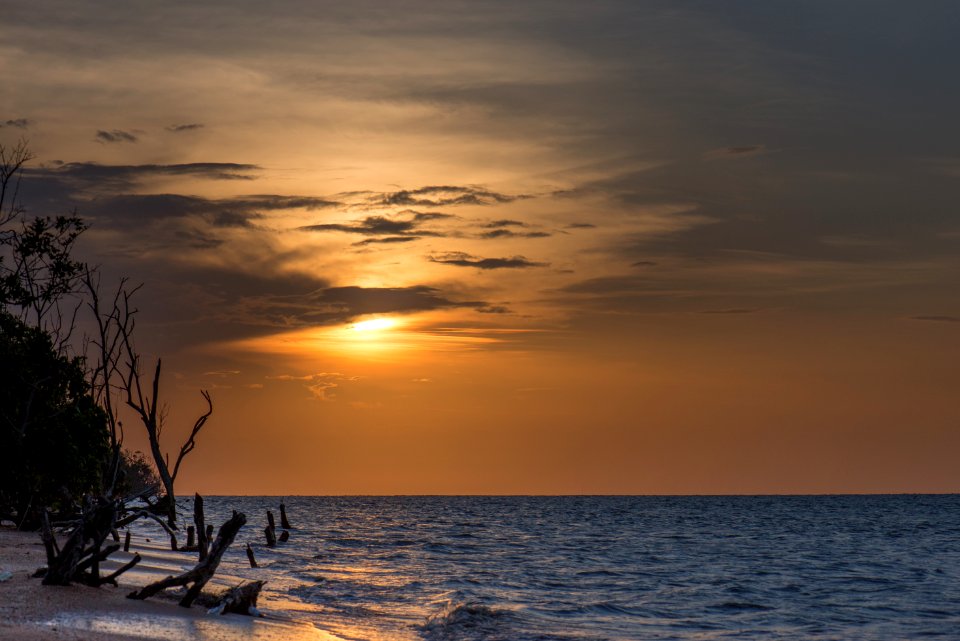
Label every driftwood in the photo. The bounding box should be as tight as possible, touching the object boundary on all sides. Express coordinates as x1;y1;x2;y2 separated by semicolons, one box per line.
127;511;246;607
186;526;195;548
38;497;138;587
279;530;289;543
210;580;266;616
123;530;131;552
245;542;258;568
116;510;178;551
264;526;276;548
194;494;208;561
280;503;292;530
266;510;275;531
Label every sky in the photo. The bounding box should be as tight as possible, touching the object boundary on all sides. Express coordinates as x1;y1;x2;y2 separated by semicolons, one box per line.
2;1;959;494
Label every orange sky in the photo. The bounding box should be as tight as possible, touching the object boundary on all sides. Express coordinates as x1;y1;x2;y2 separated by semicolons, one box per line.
3;1;959;493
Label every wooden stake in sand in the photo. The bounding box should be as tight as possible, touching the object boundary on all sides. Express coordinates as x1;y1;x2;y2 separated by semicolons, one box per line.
246;543;258;568
264;525;277;548
280;502;292;529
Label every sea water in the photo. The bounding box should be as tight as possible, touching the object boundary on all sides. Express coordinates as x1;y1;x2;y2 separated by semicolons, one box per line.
179;495;959;640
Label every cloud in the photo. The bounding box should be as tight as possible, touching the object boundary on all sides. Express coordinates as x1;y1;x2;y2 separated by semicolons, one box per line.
703;145;766;160
378;185;525;207
95;129;138;143
566;223;596;229
30;161;260;187
632;260;657;267
1;118;30;129
485;219;526;228
312;285;485;316
267;372;359;401
352;236;421;246
429;251;547;269
479;228;551;239
911;315;960;323
166;123;204;132
299;211;451;238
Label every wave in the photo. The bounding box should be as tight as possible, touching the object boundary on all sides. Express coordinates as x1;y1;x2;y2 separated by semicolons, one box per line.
419;601;513;641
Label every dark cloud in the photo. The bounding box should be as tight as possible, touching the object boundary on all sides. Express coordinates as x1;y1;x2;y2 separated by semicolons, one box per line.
911;315;960;323
174;228;223;249
166;123;204;132
632;260;657;267
479;229;551;239
485;219;526;228
352;236;420;246
566;223;596;229
429;252;547;270
378;185;525;207
311;285;485;317
31;162;259;187
79;193;337;230
1;118;30;129
299;211;449;238
95;129;138;143
703;145;766;160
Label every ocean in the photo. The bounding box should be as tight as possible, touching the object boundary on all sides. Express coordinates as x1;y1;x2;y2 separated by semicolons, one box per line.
178;495;960;640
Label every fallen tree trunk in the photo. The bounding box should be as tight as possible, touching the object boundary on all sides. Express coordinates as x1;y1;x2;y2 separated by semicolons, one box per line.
127;510;246;607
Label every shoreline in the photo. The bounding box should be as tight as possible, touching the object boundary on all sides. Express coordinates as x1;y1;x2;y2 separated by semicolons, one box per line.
0;527;337;641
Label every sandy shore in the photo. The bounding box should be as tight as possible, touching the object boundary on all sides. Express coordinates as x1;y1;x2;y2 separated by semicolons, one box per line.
0;527;339;641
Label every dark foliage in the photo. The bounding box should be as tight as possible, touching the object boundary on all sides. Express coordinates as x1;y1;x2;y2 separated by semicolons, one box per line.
0;310;110;528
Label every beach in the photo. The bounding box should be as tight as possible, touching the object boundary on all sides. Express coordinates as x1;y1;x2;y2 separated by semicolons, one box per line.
0;527;336;641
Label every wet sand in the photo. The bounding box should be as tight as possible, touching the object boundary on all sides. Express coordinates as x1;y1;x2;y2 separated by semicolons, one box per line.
0;527;338;641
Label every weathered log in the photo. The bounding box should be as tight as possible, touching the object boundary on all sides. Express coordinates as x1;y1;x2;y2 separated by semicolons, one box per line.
97;553;141;587
194;494;208;561
210;580;266;616
205;524;213;542
264;526;276;548
246;543;258;568
266;510;276;531
186;526;195;548
111;528;120;542
127;510;246;607
280;503;291;529
116;510;178;551
123;530;131;552
279;530;289;543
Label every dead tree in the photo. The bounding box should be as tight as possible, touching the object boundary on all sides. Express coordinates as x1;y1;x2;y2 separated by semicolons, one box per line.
117;288;213;526
37;497;140;587
128;510;246;607
194;493;208;561
280;502;292;529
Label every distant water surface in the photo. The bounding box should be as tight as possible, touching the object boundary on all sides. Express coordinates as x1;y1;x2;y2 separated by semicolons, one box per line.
167;496;960;640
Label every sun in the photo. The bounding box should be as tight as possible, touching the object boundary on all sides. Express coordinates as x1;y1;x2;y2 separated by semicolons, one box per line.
351;318;397;332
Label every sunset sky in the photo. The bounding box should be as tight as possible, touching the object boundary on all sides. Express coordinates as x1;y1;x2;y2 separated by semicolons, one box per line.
3;1;959;494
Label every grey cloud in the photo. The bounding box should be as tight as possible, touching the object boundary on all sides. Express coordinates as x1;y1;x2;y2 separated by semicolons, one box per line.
479;229;551;239
566;223;596;229
299;211;449;238
352;236;420;246
95;129;138;143
485;219;526;228
311;285;485;317
378;185;525;207
429;252;547;270
167;123;204;132
1;118;30;129
30;161;260;186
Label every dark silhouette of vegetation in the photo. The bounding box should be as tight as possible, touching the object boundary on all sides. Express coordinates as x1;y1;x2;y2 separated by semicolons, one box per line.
0;310;110;528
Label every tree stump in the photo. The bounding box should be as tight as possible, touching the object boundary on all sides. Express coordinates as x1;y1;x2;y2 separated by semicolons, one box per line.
211;580;266;616
264;526;276;548
280;503;292;529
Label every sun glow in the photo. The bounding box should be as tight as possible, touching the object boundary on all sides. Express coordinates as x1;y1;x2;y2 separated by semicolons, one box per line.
351;318;397;332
